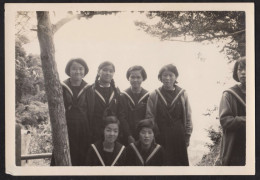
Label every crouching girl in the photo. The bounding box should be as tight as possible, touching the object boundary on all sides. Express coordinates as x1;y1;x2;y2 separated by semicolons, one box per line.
125;119;165;166
85;116;126;166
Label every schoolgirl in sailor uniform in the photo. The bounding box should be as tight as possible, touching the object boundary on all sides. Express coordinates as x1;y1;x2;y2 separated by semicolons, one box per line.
120;66;149;145
85;61;123;143
85;116;126;166
146;64;193;166
217;58;246;166
51;58;90;166
125;119;164;166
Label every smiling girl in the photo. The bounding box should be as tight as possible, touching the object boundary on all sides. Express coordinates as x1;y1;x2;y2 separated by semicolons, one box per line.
51;58;90;166
120;66;149;145
85;116;125;166
146;64;193;166
85;61;122;144
124;119;164;166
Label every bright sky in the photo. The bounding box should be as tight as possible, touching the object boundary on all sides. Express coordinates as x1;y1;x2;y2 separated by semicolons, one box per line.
23;11;237;165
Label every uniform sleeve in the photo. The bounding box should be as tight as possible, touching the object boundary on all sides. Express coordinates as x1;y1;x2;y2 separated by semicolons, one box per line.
183;91;192;147
118;94;131;138
145;91;157;121
219;92;245;131
62;86;68;110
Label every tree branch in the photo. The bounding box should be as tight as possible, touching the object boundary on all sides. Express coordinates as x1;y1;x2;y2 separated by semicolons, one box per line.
167;39;194;43
52;14;84;34
198;30;245;42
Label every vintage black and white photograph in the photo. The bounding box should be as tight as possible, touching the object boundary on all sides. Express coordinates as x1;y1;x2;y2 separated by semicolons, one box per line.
5;3;254;175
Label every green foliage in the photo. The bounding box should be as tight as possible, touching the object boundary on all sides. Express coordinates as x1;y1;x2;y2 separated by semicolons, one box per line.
135;11;245;61
16;101;49;127
197;125;222;166
15;11;52;166
197;142;221;166
16;37;45;104
29;122;53;154
80;11;119;19
26;122;52;166
205;126;222;150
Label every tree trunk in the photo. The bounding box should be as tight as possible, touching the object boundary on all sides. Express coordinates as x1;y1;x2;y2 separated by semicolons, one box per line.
36;11;71;166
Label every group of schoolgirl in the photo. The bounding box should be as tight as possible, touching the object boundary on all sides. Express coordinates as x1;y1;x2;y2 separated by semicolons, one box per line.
52;57;246;166
51;58;193;166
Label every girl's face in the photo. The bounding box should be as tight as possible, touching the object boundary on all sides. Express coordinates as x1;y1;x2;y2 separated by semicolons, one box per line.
98;65;115;83
70;62;85;81
237;64;246;85
129;70;143;89
161;70;177;89
104;123;119;143
139;127;154;147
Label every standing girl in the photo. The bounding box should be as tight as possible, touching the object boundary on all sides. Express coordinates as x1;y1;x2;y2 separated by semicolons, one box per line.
51;58;90;166
85;116;126;166
120;65;149;145
146;64;192;166
85;61;122;143
217;58;246;166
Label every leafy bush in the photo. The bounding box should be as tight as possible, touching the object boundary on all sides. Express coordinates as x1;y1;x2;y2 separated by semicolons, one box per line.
197;126;222;166
29;122;53;154
27;122;53;166
205;126;222;150
16;101;49;127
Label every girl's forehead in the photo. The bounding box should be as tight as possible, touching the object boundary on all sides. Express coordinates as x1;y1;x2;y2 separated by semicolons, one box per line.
141;127;153;131
71;61;84;68
101;65;114;70
130;70;142;75
162;70;174;74
105;123;119;128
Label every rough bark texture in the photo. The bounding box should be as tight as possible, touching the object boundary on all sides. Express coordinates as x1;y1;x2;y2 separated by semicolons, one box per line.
36;11;71;166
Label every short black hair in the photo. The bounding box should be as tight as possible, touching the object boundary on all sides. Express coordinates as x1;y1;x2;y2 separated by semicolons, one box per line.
136;119;157;136
233;57;246;82
158;64;179;82
102;115;120;131
65;58;89;77
126;65;147;81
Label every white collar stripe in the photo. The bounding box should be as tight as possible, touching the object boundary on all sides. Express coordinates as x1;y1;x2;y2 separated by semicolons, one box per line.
122;91;135;105
225;89;246;107
91;144;105;166
95;90;106;104
61;82;73;96
145;144;161;164
77;84;89;98
109;91;115;104
137;92;149;104
156;89;167;106
130;143;144;165
170;89;185;107
111;146;125;166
